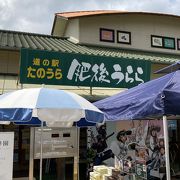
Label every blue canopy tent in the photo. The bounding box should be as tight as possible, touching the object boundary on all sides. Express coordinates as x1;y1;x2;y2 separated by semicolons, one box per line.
94;70;180;180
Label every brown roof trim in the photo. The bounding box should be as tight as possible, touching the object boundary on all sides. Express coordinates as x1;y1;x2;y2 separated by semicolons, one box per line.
55;10;125;18
55;10;180;19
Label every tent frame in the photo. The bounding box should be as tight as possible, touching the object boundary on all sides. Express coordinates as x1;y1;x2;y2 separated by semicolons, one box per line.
163;116;170;180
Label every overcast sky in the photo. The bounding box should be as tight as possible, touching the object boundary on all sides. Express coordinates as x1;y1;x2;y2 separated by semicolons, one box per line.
1;0;180;35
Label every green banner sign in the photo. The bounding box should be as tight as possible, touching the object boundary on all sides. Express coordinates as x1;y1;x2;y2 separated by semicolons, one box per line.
20;49;151;88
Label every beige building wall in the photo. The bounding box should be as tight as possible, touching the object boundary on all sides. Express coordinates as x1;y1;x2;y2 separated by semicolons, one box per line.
150;63;169;80
0;50;19;74
52;17;68;37
76;14;180;55
0;50;20;93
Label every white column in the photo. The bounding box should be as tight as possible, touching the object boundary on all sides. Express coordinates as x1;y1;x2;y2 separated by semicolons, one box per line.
163;116;171;180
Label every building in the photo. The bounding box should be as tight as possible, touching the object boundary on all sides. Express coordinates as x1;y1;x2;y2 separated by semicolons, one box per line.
0;10;180;179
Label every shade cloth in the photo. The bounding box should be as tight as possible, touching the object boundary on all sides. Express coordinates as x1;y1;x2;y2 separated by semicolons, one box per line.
94;70;180;120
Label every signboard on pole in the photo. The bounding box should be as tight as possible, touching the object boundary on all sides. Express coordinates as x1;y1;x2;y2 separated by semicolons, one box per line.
33;127;78;159
0;132;14;180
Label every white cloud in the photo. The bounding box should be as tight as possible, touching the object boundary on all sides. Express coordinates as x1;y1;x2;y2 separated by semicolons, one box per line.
110;0;180;15
1;0;180;34
0;0;15;21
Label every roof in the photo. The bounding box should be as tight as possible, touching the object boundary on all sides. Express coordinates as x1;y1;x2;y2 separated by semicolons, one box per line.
55;10;125;18
0;29;179;64
55;10;180;19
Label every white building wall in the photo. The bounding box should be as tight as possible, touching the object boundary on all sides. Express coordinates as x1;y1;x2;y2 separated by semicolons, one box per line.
77;14;180;54
64;19;79;42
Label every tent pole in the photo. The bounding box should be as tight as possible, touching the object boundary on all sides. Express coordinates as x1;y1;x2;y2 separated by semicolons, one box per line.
163;115;171;180
39;84;44;180
29;127;35;180
39;120;43;180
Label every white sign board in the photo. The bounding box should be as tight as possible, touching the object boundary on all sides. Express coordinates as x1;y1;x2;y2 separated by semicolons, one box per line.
34;127;78;159
0;132;14;180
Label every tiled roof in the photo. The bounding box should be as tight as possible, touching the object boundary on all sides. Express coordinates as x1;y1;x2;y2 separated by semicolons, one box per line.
55;10;180;19
0;29;179;63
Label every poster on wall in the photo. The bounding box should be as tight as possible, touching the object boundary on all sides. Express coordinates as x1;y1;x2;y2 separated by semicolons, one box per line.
163;37;175;49
99;28;115;42
117;31;131;44
177;39;180;50
151;36;163;47
0;132;14;180
151;35;175;50
88;120;166;179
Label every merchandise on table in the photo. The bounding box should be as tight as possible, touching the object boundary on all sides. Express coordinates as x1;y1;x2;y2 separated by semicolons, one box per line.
90;165;123;180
